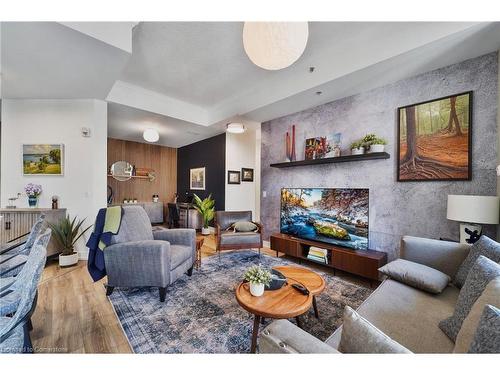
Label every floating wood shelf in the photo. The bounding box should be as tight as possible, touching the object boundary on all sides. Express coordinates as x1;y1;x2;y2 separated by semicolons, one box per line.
107;174;153;181
270;152;390;168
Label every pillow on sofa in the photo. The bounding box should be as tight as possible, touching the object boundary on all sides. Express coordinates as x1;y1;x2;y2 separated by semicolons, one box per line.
454;277;500;352
468;304;500;353
379;259;451;294
439;255;500;342
338;306;412;353
232;221;258;232
454;235;500;288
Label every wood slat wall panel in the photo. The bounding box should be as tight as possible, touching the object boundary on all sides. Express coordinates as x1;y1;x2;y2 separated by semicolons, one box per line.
107;138;178;218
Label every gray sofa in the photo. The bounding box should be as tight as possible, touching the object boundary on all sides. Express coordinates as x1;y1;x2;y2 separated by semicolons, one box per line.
104;206;196;302
259;236;471;353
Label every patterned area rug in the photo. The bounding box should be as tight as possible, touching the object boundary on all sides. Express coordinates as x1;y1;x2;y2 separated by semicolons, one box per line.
108;250;373;353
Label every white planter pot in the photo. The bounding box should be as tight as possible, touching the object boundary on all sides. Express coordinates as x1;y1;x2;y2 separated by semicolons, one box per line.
59;252;79;267
201;227;210;235
351;147;365;155
250;282;265;297
368;144;385;153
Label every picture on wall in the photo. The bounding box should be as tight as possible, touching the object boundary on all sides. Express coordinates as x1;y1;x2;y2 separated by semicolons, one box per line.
190;167;206;190
397;91;472;181
23;144;64;175
227;170;241;184
241;168;254;182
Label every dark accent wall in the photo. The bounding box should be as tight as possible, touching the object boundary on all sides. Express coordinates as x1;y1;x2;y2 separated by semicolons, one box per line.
261;53;498;261
177;133;226;210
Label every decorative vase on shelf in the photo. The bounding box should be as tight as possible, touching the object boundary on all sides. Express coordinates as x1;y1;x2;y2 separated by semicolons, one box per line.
28;196;38;208
249;282;265;297
290;124;296;161
351;147;365;155
369;144;385;153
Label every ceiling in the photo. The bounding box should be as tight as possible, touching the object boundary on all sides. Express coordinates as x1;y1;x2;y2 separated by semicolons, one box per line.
2;21;500;147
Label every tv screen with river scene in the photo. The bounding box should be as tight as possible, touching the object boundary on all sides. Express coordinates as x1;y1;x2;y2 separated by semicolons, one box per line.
280;188;369;251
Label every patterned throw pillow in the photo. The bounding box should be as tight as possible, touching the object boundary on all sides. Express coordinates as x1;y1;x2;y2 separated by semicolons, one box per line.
232;221;258;232
439;256;500;342
454;235;500;288
468;305;500;353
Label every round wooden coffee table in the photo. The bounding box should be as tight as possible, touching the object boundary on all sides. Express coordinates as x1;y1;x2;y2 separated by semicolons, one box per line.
235;266;325;353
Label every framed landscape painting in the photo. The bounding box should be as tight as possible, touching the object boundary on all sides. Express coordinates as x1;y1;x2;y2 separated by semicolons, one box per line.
397;91;472;181
190;167;206;190
23;144;64;175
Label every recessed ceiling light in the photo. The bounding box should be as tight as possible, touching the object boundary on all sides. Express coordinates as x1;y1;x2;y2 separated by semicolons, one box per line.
226;123;246;134
143;128;159;142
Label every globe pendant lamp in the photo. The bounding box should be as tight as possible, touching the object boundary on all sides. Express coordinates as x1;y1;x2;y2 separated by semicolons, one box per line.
143;128;159;143
243;22;309;70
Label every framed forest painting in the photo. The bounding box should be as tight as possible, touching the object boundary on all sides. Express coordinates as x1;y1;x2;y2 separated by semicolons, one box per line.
397;91;472;181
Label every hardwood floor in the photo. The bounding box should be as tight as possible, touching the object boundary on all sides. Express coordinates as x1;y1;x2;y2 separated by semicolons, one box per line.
31;234;370;353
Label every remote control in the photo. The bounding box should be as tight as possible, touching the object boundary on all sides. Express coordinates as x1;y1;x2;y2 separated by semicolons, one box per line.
291;283;309;295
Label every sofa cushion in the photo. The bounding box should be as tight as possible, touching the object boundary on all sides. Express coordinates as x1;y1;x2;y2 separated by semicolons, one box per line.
439;256;500;342
339;306;412;353
379;259;450;294
110;206;153;244
326;279;458;353
170;245;192;270
220;232;261;246
454;235;500;288
468;305;500;353
454;277;500;352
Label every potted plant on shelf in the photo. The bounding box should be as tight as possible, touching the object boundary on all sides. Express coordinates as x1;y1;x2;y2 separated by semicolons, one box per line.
244;265;272;297
24;183;42;208
362;133;387;153
193;193;215;235
49;215;92;267
350;140;365;155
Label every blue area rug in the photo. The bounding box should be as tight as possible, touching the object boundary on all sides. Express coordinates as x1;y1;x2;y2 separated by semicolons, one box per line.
108;250;372;353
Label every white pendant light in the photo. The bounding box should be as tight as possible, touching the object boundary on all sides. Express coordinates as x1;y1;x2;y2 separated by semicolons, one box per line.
243;22;309;70
143;128;159;142
226;123;245;134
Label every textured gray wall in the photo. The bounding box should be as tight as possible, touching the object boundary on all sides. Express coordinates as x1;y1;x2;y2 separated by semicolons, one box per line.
261;52;498;260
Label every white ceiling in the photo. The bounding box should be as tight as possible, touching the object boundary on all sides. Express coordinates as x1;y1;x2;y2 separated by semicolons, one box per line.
2;21;500;147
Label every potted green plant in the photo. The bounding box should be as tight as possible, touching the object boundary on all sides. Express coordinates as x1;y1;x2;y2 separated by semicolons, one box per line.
193;193;215;235
49;215;92;267
350;140;365;155
244;265;272;297
362;133;387;153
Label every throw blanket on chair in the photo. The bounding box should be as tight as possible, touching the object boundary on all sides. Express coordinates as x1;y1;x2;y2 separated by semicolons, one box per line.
86;206;123;282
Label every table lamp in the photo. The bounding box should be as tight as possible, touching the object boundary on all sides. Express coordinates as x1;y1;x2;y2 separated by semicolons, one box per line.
447;195;500;244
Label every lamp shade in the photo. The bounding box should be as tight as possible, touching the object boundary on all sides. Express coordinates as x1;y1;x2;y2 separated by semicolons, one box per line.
447;195;500;224
243;22;309;70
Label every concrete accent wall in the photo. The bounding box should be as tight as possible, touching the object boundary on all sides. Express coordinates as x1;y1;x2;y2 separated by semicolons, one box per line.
261;52;498;260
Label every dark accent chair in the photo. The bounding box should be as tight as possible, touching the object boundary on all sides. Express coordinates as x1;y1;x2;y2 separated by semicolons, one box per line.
103;206;196;302
215;211;263;258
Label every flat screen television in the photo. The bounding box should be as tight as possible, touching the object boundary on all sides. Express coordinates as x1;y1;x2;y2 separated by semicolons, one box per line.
280;188;369;251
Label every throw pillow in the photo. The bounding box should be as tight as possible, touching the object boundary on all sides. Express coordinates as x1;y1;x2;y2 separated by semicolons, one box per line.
468;304;500;353
233;221;258;232
453;277;500;352
454;235;500;288
379;259;451;294
338;306;412;353
439;255;500;342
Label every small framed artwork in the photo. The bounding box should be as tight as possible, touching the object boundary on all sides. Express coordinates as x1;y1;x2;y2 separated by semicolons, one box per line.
227;170;241;184
305;137;328;160
241;168;254;182
397;91;472;181
23;144;64;175
190;167;206;190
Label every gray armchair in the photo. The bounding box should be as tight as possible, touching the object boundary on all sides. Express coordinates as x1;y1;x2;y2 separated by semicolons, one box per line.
215;211;263;258
104;206;196;302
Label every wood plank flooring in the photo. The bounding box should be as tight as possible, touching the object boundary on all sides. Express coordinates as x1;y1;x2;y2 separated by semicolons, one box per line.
31;234;369;353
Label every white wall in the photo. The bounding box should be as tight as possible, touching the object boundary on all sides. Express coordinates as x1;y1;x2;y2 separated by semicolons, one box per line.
225;121;261;220
1;99;107;258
